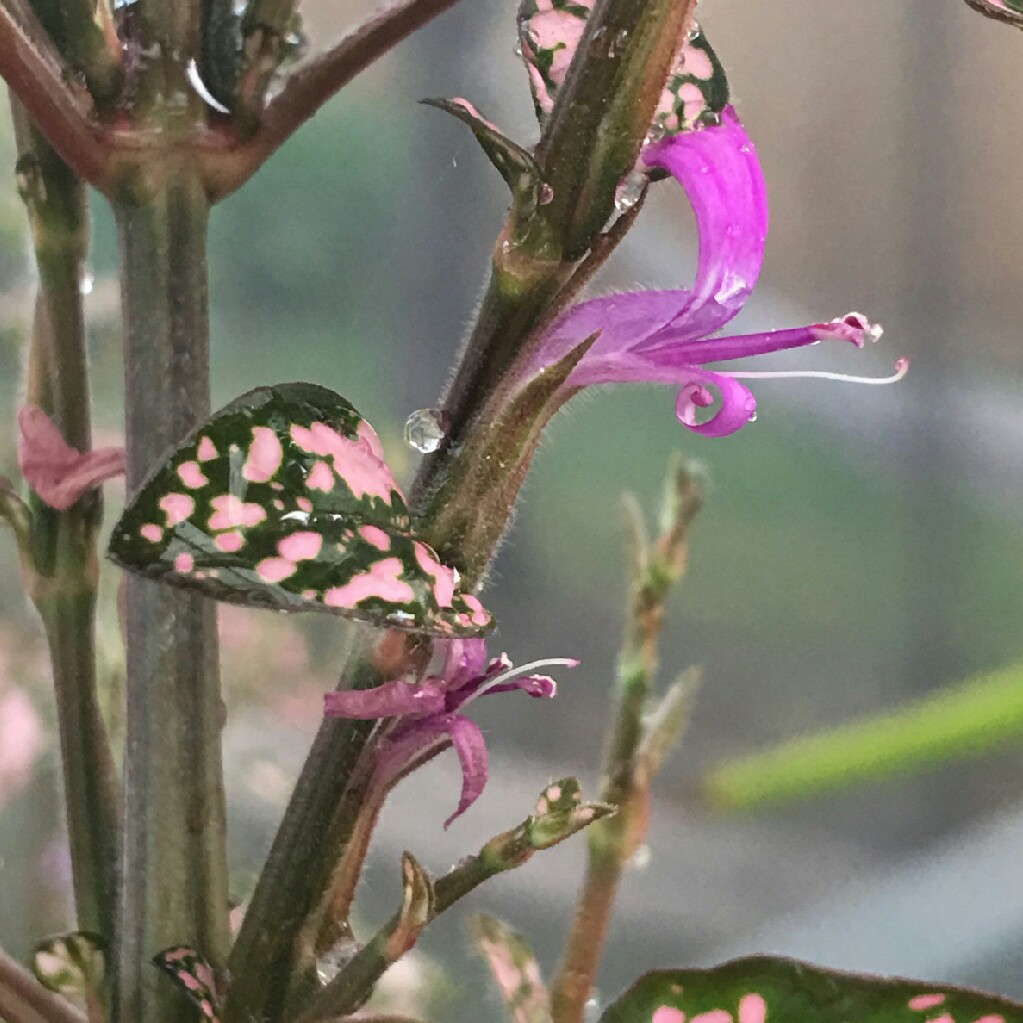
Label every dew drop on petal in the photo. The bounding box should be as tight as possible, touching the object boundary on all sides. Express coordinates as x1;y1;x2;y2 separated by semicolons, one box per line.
316;938;362;985
627;844;652;870
404;408;448;454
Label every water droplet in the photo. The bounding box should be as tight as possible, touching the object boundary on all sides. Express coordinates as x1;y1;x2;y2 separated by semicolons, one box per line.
628;844;652;870
644;123;667;146
316;938;362;985
452;156;458;168
748;410;758;423
514;40;524;58
538;182;554;205
686;20;701;42
698;110;722;128
584;994;602;1023
79;269;94;295
608;28;629;56
404;408;448;454
614;170;647;213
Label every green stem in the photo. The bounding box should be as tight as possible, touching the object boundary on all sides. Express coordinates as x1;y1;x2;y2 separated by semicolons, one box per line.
112;171;228;1023
11;102;119;942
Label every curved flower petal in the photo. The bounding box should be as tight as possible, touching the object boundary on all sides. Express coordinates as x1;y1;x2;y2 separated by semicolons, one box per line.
675;369;758;438
446;714;489;827
18;406;125;511
525;107;767;381
642;106;767;340
324;679;447;719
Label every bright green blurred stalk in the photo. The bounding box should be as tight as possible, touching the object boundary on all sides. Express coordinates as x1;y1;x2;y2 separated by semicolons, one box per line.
704;662;1023;810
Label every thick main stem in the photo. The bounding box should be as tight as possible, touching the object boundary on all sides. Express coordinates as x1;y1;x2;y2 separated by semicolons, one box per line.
113;171;228;1023
224;635;418;1023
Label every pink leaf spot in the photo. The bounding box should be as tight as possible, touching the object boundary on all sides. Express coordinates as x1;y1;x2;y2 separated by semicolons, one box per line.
359;524;391;550
174;553;195;573
209;495;266;530
197;436;217;461
691;1012;732;1023
462;593;491;626
738;994;767;1023
278;531;322;561
972;1016;1006;1023
160;493;195;527
925;1016;955;1023
256;557;297;583
653;1009;685;1023
177;460;208;489
140;523;164;543
910;996;947;1012
323;558;416;608
414;541;456;607
297;497;313;513
243;426;283;483
215;531;244;553
307;460;335;492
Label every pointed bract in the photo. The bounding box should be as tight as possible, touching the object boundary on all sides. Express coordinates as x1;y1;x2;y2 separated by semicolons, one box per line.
18;406;125;510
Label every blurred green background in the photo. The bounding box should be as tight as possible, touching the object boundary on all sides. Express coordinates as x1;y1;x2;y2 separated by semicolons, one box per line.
2;0;1023;1018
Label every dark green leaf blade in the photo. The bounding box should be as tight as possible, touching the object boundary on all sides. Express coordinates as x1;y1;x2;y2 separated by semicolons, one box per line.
600;956;1023;1023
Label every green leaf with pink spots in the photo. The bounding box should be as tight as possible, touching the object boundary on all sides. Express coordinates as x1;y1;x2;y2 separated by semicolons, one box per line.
516;0;729;138
600;956;1023;1023
153;946;223;1021
108;383;493;637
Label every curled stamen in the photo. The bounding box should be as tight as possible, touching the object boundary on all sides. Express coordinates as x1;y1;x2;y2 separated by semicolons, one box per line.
729;357;909;386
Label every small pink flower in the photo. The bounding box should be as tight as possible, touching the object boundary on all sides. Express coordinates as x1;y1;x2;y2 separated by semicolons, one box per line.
325;640;576;827
17;406;125;510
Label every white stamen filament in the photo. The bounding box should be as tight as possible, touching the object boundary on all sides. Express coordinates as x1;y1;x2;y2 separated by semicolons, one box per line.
467;656;579;705
730;358;909;386
186;59;230;114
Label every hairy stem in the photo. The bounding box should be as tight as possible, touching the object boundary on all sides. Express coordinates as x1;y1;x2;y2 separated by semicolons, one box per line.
223;632;429;1023
112;172;228;1023
12;102;119;942
0;945;87;1023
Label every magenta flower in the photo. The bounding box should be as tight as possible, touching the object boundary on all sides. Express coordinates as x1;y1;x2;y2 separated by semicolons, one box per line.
515;106;906;437
17;406;125;510
325;640;576;826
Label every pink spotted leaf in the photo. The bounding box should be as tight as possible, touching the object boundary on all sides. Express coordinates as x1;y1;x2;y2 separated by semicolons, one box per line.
599;956;1023;1023
471;914;551;1023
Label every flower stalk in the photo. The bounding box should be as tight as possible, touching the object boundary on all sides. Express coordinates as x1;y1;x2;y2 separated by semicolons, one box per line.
550;460;702;1023
11;97;119;944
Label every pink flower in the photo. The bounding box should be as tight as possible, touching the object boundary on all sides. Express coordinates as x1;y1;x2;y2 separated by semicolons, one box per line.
325;640;576;827
515;107;906;437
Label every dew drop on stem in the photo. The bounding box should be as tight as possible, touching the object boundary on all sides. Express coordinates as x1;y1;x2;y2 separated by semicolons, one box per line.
404;408;448;453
